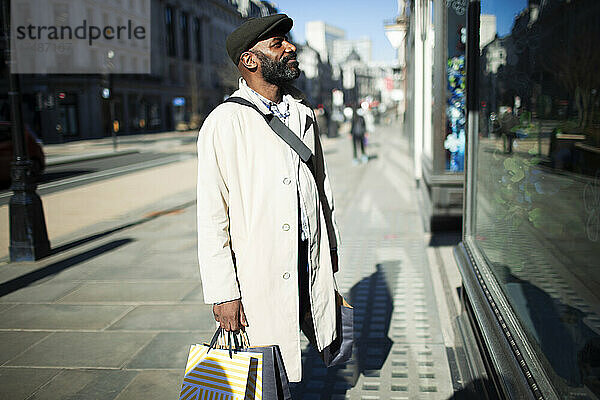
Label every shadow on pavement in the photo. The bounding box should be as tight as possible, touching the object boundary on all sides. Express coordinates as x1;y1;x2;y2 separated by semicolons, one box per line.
291;261;400;398
0;238;132;297
46;200;195;258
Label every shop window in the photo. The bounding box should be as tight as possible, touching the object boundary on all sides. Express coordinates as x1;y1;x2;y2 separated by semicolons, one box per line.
180;12;190;60
468;0;600;397
165;6;176;57
194;17;203;63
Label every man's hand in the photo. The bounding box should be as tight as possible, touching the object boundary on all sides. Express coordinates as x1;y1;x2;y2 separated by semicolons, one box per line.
213;299;248;332
331;249;339;273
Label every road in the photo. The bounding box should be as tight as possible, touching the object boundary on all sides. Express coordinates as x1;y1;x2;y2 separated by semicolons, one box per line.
0;147;195;206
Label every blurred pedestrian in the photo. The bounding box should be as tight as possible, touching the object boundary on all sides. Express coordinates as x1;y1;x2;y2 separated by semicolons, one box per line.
351;107;368;164
196;14;341;385
499;107;519;154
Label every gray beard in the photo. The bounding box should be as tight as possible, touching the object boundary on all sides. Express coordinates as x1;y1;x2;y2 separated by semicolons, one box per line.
254;51;300;86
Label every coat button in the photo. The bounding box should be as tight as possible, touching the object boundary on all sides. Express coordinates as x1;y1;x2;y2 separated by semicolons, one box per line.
282;224;290;231
283;272;290;280
283;177;291;185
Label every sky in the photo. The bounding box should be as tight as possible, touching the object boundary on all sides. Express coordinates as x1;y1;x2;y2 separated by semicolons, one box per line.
273;0;530;62
273;0;399;63
481;0;528;37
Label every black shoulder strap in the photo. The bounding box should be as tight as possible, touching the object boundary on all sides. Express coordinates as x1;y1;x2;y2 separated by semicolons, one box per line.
224;96;338;251
224;96;313;163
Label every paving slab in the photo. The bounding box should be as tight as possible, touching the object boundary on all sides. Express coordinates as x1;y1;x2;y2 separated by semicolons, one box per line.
7;332;156;368
114;370;182;400
180;283;205;302
290;125;454;399
0;368;62;400
125;331;214;369
107;305;215;331
27;369;138;400
0;304;15;314
56;282;198;303
0;281;82;303
0;331;52;364
0;304;133;330
83;259;199;281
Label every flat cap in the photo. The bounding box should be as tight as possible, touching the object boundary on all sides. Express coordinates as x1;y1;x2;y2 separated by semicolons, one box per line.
226;14;293;65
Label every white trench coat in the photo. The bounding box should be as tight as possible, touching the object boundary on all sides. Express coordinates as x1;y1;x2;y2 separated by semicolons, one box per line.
196;79;341;382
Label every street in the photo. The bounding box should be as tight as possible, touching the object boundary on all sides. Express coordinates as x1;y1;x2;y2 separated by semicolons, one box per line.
0;151;194;205
0;122;464;399
0;131;199;261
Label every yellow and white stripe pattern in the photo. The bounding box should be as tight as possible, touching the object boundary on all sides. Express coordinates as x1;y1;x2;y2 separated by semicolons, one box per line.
180;344;263;400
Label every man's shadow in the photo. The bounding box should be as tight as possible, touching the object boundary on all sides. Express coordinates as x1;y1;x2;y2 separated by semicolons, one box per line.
291;261;399;398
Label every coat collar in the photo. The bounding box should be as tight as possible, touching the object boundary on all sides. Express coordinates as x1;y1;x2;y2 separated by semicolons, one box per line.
235;78;311;107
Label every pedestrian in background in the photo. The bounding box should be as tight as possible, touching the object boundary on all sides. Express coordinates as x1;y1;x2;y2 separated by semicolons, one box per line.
196;14;341;385
351;107;368;164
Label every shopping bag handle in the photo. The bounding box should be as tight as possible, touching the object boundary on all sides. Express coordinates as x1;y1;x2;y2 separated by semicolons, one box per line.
207;327;243;358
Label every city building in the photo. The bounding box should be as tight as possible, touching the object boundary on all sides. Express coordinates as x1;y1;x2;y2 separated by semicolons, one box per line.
479;13;496;48
331;37;372;66
295;44;334;109
304;20;345;64
384;0;409;121
0;0;279;144
234;0;278;18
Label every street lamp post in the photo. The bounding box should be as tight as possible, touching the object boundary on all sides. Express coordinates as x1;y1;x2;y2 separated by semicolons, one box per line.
103;50;117;151
2;0;50;261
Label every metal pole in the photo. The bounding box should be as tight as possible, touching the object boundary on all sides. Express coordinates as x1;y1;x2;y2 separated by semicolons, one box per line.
3;0;50;261
109;74;117;151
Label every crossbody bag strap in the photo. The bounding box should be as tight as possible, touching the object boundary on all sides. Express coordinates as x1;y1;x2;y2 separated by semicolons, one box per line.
224;96;313;163
223;96;337;250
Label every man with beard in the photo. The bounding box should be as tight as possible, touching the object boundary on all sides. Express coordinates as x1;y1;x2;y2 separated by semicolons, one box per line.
196;14;341;383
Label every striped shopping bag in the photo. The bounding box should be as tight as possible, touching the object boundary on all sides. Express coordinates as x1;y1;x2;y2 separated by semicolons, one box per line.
180;341;263;400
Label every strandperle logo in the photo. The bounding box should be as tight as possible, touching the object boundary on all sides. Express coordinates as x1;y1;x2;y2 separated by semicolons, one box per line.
15;20;147;46
11;0;151;74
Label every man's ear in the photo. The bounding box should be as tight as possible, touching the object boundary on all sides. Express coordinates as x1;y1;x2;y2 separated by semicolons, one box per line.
240;52;258;70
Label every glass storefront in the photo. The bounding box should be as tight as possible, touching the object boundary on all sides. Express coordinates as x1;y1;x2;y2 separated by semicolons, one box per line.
464;0;600;397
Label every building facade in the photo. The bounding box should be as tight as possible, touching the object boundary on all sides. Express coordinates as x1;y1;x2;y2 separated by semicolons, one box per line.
331;37;372;66
0;0;279;144
304;20;345;64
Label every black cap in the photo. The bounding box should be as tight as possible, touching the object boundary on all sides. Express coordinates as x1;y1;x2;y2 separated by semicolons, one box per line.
226;14;293;65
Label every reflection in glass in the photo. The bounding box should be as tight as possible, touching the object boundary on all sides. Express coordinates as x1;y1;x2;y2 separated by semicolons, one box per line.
471;0;600;398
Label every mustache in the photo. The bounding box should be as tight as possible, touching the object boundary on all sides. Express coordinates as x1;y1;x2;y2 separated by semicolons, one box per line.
281;52;298;63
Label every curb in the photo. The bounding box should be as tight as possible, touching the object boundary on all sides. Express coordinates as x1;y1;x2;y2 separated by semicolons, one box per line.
46;149;140;167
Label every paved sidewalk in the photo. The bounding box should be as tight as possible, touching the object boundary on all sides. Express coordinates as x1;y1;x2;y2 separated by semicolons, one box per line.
0;122;462;399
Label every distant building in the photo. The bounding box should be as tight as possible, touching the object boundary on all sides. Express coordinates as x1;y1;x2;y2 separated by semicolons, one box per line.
296;44;334;109
235;0;278;18
483;37;507;74
480;14;497;49
305;21;346;63
331;38;372;67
